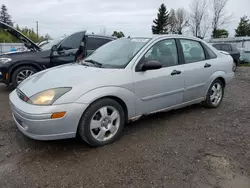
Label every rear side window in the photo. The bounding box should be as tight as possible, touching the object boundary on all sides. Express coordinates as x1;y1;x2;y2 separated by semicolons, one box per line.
212;44;221;50
220;44;232;52
180;39;206;63
87;37;112;50
59;32;84;50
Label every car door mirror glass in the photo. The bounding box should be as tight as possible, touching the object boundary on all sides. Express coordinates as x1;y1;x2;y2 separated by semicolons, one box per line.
141;61;162;71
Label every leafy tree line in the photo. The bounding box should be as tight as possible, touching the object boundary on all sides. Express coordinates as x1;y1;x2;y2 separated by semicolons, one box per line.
0;4;50;43
152;1;250;38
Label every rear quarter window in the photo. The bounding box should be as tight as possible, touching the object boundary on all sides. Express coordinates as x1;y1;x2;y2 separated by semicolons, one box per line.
203;43;217;59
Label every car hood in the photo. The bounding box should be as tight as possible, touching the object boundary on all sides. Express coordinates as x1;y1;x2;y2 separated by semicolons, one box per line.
0;21;40;51
17;63;120;97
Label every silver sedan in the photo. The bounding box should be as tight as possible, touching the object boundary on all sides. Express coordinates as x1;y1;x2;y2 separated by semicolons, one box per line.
9;35;234;147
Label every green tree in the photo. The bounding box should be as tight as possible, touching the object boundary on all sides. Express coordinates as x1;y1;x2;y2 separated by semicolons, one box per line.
152;4;170;34
213;29;229;38
235;16;250;37
111;31;125;38
0;31;13;42
0;4;13;26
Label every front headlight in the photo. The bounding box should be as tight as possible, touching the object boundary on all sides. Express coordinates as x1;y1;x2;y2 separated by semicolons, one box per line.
0;58;12;64
27;87;72;105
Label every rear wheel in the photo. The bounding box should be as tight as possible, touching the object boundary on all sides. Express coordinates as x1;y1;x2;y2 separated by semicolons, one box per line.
11;66;38;88
78;98;125;147
203;79;224;108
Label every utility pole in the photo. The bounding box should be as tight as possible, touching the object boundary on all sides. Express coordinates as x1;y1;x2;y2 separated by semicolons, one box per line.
36;21;39;41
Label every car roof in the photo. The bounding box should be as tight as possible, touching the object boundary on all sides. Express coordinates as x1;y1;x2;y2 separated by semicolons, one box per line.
125;34;205;41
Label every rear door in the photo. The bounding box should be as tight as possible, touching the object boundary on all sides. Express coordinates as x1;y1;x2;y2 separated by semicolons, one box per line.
179;39;217;102
86;37;113;56
50;31;85;67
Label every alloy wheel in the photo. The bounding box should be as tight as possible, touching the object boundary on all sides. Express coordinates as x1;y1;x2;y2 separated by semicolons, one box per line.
16;70;35;84
210;83;223;106
90;106;120;142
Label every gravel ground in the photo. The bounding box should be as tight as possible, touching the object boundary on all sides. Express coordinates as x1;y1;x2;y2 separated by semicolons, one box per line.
0;67;250;188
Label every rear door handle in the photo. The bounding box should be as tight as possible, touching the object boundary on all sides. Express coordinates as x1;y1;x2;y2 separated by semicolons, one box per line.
171;70;182;75
204;63;211;68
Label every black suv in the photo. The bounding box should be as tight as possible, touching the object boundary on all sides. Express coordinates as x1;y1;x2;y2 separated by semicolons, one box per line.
212;43;240;71
0;21;115;88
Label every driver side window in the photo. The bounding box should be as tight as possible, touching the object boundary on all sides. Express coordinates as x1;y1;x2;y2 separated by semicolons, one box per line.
141;39;178;68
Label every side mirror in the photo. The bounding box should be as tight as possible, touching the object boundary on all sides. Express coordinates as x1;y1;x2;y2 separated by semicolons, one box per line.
140;61;162;71
51;45;58;52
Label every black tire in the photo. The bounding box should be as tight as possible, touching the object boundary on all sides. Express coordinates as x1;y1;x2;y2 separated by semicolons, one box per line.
203;79;224;108
78;98;125;147
11;66;38;88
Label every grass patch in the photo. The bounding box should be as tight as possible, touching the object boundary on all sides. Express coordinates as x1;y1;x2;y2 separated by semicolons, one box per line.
240;62;250;67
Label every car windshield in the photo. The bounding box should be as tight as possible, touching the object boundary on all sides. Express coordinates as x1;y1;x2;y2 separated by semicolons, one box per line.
41;37;65;50
83;37;151;68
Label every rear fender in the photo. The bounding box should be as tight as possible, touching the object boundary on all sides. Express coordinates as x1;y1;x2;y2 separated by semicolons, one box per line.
205;71;227;94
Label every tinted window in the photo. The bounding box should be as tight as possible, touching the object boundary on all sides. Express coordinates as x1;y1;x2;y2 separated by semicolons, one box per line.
142;39;178;68
220;44;232;52
212;44;221;50
231;44;239;52
59;32;84;50
180;39;205;63
87;37;112;50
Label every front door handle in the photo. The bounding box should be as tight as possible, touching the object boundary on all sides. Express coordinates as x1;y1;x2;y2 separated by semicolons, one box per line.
204;63;211;68
171;70;182;75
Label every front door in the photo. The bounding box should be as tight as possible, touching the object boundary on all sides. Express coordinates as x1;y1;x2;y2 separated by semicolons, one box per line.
50;31;85;67
133;39;185;115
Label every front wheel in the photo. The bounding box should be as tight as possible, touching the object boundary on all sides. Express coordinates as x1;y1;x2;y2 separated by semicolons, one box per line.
78;98;125;147
203;79;224;108
11;66;38;88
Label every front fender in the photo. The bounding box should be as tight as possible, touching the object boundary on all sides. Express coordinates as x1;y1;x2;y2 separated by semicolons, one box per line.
75;86;136;118
10;60;43;74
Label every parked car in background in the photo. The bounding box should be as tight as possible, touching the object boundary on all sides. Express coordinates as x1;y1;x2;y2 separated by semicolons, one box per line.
9;35;234;147
0;21;115;88
37;40;50;47
212;43;240;71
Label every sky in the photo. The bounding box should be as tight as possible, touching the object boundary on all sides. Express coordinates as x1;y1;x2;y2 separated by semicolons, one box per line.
1;0;250;39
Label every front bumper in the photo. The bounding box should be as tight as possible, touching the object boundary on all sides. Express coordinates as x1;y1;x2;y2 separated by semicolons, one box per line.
9;90;88;140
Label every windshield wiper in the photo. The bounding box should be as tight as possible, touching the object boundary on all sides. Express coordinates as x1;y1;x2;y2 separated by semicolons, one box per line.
84;59;102;67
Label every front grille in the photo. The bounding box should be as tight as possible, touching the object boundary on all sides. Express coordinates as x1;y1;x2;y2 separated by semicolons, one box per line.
16;89;28;102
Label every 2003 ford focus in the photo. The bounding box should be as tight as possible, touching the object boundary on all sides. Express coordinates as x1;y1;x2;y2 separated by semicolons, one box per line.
9;35;234;147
